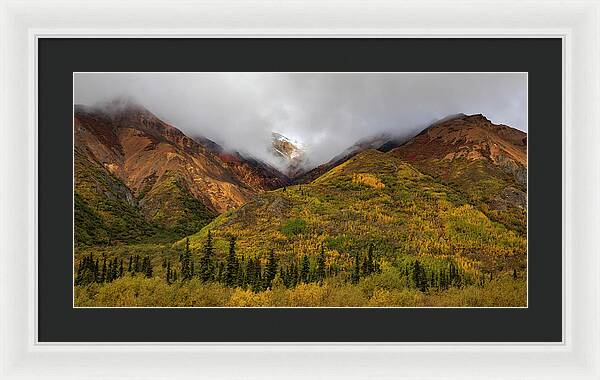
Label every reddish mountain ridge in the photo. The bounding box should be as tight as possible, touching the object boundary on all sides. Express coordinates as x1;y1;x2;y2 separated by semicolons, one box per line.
389;113;527;232
390;113;526;181
74;101;289;233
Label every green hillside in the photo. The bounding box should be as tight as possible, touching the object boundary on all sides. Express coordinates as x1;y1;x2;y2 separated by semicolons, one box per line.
75;148;527;307
393;155;527;234
185;149;525;279
138;171;216;237
74;150;162;246
74;151;214;246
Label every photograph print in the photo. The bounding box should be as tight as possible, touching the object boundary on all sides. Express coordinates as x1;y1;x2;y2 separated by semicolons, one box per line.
73;72;527;307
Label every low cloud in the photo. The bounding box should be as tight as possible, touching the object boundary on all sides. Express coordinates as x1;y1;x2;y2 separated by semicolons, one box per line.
74;72;526;169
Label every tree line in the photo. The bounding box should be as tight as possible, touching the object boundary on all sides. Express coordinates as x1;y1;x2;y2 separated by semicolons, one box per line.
75;253;153;285
166;231;380;291
76;232;506;292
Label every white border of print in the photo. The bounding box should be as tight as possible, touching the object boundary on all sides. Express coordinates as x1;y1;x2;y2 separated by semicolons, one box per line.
71;71;529;310
1;1;598;379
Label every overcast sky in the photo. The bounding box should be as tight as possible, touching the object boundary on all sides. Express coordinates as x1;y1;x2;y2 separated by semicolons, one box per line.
74;72;526;169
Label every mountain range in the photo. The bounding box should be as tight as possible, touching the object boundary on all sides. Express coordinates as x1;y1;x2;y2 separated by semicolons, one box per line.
74;99;527;274
74;101;289;244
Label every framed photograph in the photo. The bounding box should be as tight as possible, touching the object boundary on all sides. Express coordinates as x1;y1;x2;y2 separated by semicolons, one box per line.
71;71;529;310
1;1;599;379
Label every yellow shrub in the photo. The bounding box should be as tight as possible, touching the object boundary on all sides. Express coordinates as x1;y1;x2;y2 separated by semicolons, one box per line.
352;173;385;189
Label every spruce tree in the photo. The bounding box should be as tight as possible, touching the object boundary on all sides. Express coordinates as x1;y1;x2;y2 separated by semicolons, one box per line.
199;231;215;282
264;250;278;289
246;258;256;290
135;255;141;273
300;254;310;283
351;251;360;284
144;256;153;278
111;258;119;280
237;253;245;288
315;244;326;283
412;260;428;292
289;260;299;287
181;238;192;281
166;261;172;284
247;258;263;292
100;257;107;283
224;236;239;287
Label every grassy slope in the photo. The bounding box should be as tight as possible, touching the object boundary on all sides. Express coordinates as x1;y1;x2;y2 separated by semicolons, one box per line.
396;156;527;234
185;149;526;275
74;150;163;246
138;171;216;237
75;148;527;307
74;150;215;247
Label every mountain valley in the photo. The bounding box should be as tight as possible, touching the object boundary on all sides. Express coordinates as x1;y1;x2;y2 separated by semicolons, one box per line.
74;101;528;307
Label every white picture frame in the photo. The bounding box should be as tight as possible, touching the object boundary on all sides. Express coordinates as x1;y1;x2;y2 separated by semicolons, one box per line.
1;0;598;378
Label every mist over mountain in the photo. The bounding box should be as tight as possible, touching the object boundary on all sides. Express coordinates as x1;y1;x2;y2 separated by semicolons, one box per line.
74;73;527;172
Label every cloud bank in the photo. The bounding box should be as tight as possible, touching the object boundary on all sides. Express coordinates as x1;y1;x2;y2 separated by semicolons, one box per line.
74;72;526;169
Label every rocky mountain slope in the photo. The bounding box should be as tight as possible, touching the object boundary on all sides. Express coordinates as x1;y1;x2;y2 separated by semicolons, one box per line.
74;100;289;244
185;148;526;276
271;132;307;177
389;113;527;232
293;133;393;184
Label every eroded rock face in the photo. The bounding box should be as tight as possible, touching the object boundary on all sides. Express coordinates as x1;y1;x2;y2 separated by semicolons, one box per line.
392;114;526;167
491;186;527;211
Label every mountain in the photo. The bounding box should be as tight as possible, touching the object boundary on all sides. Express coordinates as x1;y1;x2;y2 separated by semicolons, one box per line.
182;113;527;277
74;100;288;244
271;132;307;177
293;133;394;184
297;113;526;229
75;107;528;306
194;135;290;191
388;113;527;232
74;149;167;246
185;147;526;276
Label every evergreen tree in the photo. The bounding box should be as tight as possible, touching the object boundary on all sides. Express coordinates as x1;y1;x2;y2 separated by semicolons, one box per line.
199;231;215;282
166;261;172;284
144;256;153;278
134;255;141;273
100;257;107;283
315;244;326;283
247;258;263;292
75;255;98;285
217;261;225;283
119;259;124;277
361;243;376;276
264;250;278;289
351;251;360;284
127;256;132;272
513;268;518;280
181;238;193;281
111;258;119;280
290;260;299;287
107;259;113;282
412;260;428;292
237;253;246;288
224;236;239;287
245;258;256;290
300;254;310;283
